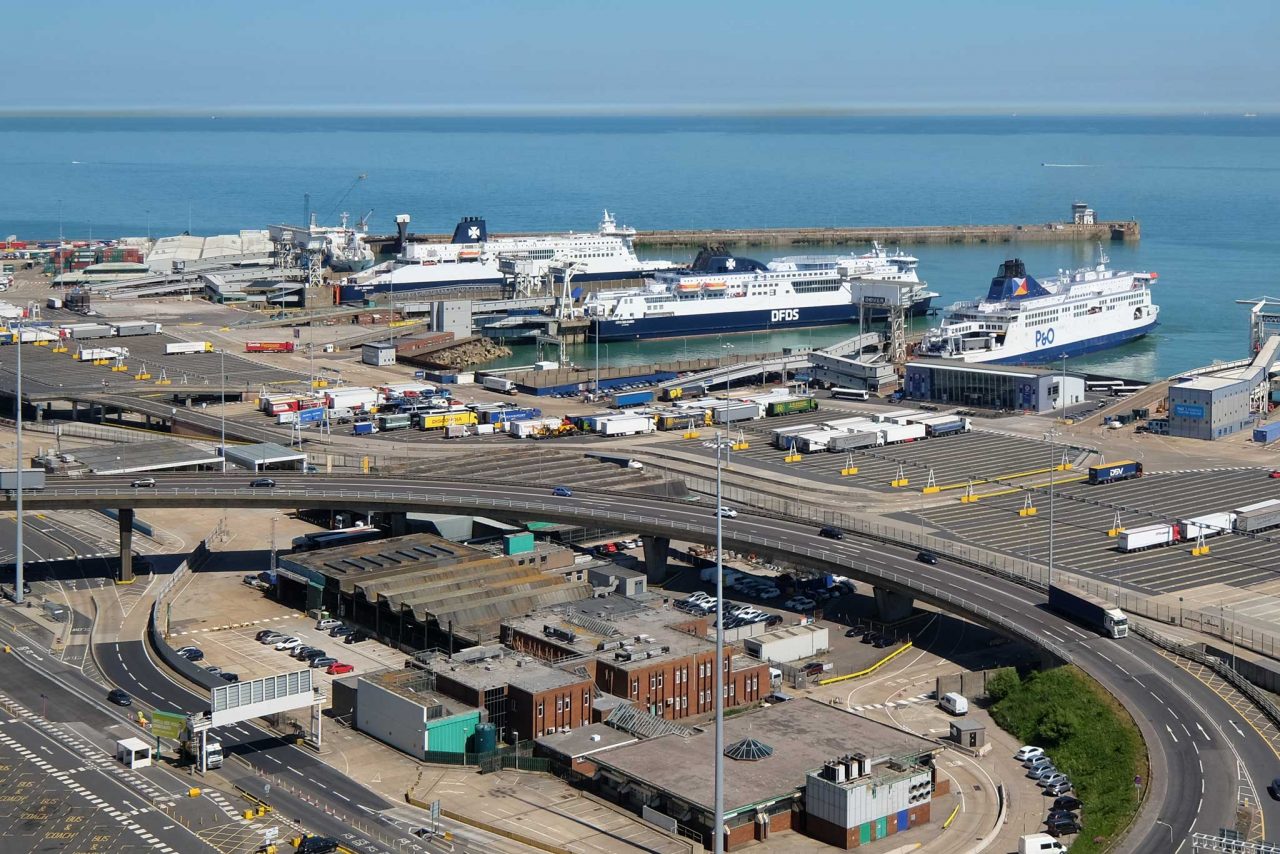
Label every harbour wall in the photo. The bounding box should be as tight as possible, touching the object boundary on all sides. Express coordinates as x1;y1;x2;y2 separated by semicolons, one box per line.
380;220;1138;250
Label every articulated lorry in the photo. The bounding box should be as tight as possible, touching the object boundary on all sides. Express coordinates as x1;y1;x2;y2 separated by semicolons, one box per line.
1047;584;1129;638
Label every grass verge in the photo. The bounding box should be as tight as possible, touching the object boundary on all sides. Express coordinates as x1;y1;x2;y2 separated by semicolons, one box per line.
989;665;1148;853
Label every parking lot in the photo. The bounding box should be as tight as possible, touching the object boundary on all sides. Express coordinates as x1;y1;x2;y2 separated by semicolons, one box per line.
916;468;1280;594
661;415;1087;493
166;574;408;706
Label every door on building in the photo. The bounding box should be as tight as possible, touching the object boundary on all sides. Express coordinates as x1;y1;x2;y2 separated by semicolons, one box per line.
897;809;909;831
858;823;871;845
875;816;888;839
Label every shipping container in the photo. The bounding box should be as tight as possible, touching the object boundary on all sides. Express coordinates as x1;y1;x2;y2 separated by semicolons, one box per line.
165;341;213;355
481;376;518;395
878;422;927;445
711;402;762;424
611;389;656;408
1087;460;1143;484
1253;422;1280;445
766;396;818;417
420;411;479;430
1234;499;1280;533
245;341;296;353
1177;512;1237;540
1118;523;1177;552
597;414;655;437
826;431;882;451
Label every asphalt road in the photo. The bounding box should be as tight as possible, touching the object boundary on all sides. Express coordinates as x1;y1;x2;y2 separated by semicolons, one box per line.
6;472;1280;849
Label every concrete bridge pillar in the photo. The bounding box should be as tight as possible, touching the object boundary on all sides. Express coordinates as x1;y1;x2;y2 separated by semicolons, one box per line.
873;587;914;622
641;535;671;584
118;508;134;584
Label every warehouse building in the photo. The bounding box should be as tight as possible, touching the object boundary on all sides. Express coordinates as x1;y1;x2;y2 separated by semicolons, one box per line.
275;532;590;647
903;359;1084;413
1167;337;1276;440
743;624;829;664
362;341;397;367
355;669;483;758
588;698;943;850
222;441;307;472
502;597;772;721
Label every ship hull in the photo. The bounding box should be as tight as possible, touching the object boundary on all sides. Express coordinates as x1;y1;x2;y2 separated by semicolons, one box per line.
592;303;860;341
974;320;1158;365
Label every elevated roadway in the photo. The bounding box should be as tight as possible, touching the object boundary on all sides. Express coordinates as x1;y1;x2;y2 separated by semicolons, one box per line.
3;473;1277;850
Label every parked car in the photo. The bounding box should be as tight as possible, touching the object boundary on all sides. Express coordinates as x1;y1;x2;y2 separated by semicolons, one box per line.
1269;777;1280;801
916;551;938;565
249;477;276;488
244;574;260;586
765;615;784;627
1045;780;1074;797
343;632;368;645
1046;816;1081;837
204;665;222;675
292;646;319;659
1052;795;1082;811
327;662;356;675
259;632;285;645
130;477;156;488
311;656;338;669
107;688;132;706
219;672;240;683
1037;772;1069;789
274;637;302;651
1270;471;1280;479
1026;756;1054;773
818;525;844;540
717;506;738;518
176;646;204;662
300;649;328;662
255;629;278;641
329;625;354;638
552;485;573;497
873;635;894;648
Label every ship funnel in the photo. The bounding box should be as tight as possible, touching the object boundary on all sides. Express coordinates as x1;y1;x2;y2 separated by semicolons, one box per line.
395;214;411;252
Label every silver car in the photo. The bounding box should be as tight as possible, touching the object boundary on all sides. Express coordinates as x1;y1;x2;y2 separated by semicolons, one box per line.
1037;771;1069;789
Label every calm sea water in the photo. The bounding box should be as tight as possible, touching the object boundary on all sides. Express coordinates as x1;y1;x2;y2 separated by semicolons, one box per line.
2;114;1278;380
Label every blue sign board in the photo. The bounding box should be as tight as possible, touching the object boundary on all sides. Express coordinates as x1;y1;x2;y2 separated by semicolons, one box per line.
297;407;326;425
1173;403;1205;419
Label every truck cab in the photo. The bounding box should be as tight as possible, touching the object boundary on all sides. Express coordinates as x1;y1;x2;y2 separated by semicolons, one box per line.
203;739;224;770
1102;608;1129;638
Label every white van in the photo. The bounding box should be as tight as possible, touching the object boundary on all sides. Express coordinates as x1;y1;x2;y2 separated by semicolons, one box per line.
939;692;969;715
1019;833;1065;853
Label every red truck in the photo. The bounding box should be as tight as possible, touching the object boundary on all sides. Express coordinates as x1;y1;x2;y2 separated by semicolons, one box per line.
246;341;295;354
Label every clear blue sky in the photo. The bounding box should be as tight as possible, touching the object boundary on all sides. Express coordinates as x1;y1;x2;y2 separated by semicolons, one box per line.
7;0;1277;113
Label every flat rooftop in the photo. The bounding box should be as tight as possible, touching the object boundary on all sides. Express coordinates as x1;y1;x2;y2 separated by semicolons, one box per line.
908;358;1076;379
536;723;638;760
592;698;940;813
430;649;588;695
505;597;712;669
1177;375;1248;391
223;441;306;467
362;670;473;717
70;439;222;474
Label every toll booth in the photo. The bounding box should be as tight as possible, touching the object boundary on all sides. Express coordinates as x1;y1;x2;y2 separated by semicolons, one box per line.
949;719;986;752
116;737;152;769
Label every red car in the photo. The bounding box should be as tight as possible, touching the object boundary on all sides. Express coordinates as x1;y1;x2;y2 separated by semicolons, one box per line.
327;662;355;675
1269;471;1280;479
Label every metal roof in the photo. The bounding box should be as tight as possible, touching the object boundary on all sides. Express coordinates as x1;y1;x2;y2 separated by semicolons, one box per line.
223;442;306;467
68;439;223;475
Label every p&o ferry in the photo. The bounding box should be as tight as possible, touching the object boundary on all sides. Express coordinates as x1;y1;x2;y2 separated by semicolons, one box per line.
915;250;1159;364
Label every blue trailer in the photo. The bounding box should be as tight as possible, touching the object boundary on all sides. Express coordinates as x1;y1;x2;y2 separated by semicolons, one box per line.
1087;460;1143;484
493;407;542;424
352;422;377;436
924;419;966;438
611;389;655;408
1254;422;1280;445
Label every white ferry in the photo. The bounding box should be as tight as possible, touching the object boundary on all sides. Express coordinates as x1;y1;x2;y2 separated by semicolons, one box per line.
582;246;932;341
338;211;672;301
916;251;1159;364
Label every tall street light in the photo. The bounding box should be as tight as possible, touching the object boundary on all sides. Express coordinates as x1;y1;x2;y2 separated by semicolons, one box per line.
220;348;227;473
13;317;24;605
712;431;726;854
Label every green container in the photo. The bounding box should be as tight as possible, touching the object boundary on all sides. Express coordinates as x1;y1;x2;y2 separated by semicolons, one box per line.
504;532;535;555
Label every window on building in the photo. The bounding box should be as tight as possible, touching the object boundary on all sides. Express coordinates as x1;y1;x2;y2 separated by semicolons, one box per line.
657;673;664;689
649;674;656;690
556;697;563;713
537;702;544;718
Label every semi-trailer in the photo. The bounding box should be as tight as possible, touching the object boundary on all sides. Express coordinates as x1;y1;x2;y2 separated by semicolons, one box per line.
772;423;819;448
878;423;926;444
711;402;763;424
111;321;161;337
419;411;479;430
611;389;656;408
597;414;656;437
1047;584;1129;638
1087;459;1143;484
826;431;882;451
376;413;413;431
793;429;841;453
491;407;543;425
245;341;295;353
765;396;818;417
1234;498;1280;533
921;417;969;437
873;409;921;423
481;376;518;395
1177;512;1237;540
76;347;129;361
165;341;213;355
1118;523;1177;552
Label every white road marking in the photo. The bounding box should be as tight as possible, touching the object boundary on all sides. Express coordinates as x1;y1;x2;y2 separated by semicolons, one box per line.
1229;720;1246;737
1166;724;1179;743
1196;722;1211;741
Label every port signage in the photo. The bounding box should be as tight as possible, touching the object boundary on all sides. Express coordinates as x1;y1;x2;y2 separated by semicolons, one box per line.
1173;403;1205;419
211;669;315;727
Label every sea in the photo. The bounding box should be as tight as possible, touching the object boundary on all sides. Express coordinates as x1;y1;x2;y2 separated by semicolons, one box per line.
2;114;1278;381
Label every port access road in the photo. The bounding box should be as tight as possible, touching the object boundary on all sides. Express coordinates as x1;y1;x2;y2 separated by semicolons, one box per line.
1;472;1273;851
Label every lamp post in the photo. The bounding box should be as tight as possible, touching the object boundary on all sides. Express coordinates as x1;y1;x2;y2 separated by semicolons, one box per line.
14;316;24;605
713;433;726;854
219;348;226;473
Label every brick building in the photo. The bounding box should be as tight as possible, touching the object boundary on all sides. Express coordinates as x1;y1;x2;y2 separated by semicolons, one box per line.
417;645;593;742
501;597;771;721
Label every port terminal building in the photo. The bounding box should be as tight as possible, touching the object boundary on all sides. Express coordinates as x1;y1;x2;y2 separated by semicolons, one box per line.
1167;335;1279;440
902;359;1084;414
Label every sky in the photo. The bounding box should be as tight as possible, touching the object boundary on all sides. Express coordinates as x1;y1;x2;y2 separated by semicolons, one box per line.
6;0;1278;113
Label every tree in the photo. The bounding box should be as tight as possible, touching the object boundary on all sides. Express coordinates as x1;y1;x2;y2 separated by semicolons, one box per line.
985;668;1021;702
1037;708;1077;744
